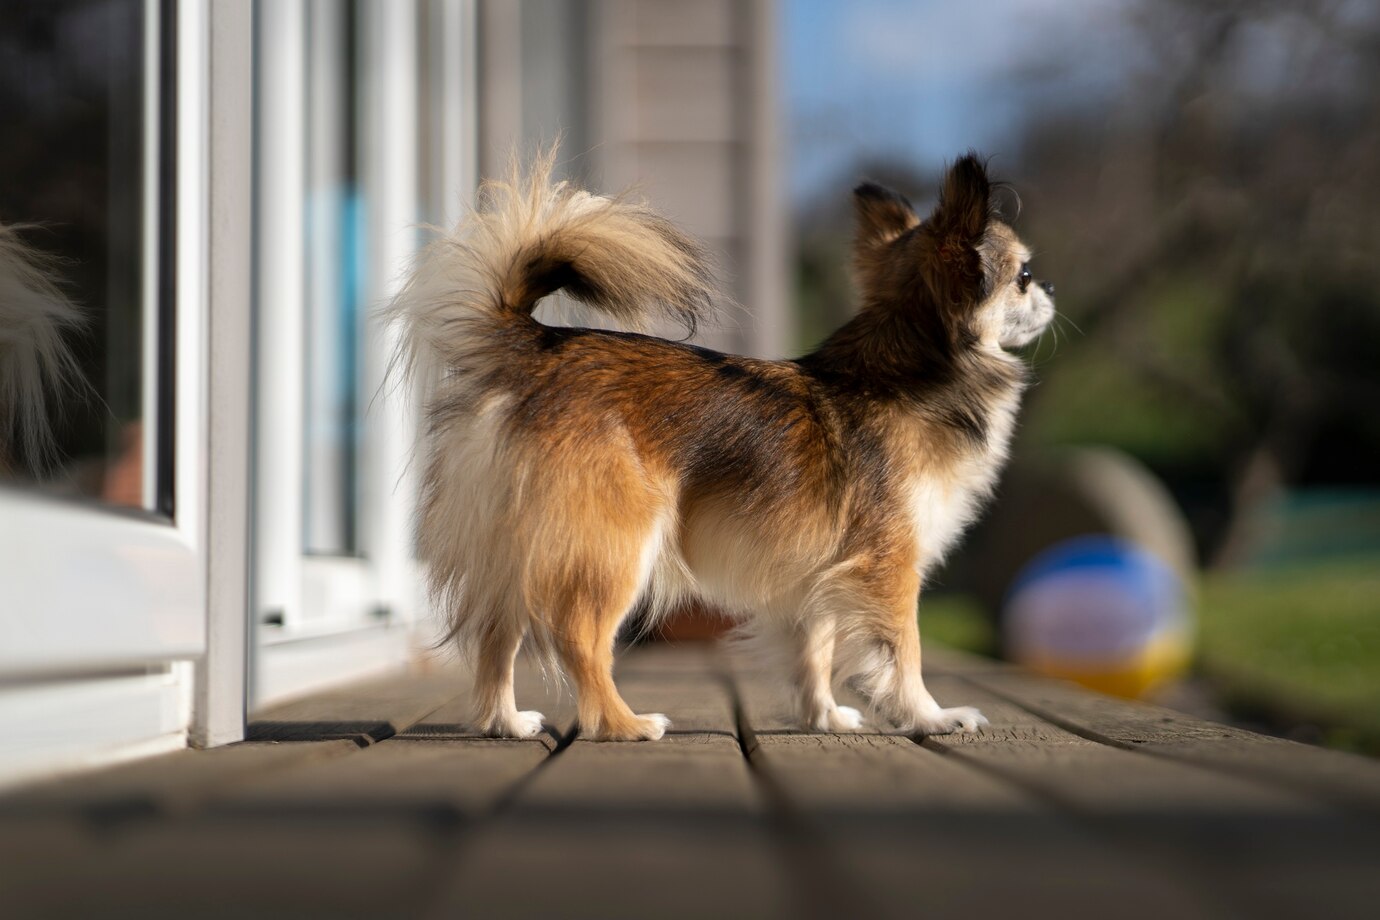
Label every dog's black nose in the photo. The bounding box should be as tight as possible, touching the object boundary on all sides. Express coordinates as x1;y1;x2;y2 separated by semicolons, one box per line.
1041;281;1055;296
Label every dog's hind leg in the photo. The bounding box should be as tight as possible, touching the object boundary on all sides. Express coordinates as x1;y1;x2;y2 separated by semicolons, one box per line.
543;507;672;741
516;424;673;741
473;617;545;738
792;615;863;731
554;574;670;742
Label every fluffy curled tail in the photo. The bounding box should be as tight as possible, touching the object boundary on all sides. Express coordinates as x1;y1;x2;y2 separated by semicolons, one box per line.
387;148;716;389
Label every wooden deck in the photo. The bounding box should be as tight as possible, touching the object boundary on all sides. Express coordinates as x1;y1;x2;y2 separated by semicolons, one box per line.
3;643;1379;918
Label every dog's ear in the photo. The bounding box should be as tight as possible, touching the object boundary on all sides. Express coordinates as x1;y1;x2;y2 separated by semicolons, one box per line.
931;153;991;255
853;182;919;249
921;153;993;309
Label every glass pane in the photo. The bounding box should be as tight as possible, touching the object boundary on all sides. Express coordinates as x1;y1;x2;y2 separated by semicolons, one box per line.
303;0;364;555
0;0;157;510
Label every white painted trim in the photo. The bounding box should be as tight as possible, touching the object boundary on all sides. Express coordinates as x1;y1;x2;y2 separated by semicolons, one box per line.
0;668;189;790
0;0;209;676
253;625;422;708
745;0;790;359
175;0;210;557
193;0;255;748
476;0;523;179
140;1;162;509
434;0;478;225
249;0;435;706
357;0;421;627
0;494;202;673
291;555;373;634
458;0;479;208
252;0;308;641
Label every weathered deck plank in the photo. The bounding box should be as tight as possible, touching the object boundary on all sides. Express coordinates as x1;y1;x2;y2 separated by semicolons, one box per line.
916;672;1380;916
394;661;577;749
0;811;460;916
3;642;1379;918
956;665;1380;816
246;668;468;744
732;662;1225;919
0;665;550;917
427;645;801;918
219;739;549;819
0;740;358;820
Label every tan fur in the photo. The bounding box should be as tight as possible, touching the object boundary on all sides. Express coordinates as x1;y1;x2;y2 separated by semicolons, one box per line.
389;150;1053;740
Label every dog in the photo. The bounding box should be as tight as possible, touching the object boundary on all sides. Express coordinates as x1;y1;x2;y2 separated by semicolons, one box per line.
389;149;1055;740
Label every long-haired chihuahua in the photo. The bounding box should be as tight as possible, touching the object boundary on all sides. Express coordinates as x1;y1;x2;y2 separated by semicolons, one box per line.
389;149;1055;740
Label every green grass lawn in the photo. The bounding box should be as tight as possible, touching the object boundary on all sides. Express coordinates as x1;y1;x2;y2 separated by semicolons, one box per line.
919;557;1380;754
918;592;998;657
1197;556;1380;754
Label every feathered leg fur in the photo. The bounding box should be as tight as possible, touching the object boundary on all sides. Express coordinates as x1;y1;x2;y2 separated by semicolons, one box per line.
791;615;863;731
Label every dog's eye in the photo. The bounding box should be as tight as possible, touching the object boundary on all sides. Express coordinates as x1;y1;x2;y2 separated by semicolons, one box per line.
1017;265;1032;293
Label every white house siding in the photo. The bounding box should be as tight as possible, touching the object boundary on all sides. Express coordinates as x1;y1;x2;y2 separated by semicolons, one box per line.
478;0;788;358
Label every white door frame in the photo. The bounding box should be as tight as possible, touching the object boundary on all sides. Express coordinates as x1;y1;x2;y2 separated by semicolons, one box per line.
0;0;207;677
193;0;255;748
0;0;482;781
250;0;466;707
0;0;217;783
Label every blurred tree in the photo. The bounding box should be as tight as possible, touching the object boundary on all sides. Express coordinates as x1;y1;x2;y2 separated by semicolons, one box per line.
1011;0;1380;564
796;0;1380;565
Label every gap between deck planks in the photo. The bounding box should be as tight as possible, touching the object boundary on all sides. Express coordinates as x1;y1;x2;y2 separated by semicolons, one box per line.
419;642;810;918
1;643;1378;919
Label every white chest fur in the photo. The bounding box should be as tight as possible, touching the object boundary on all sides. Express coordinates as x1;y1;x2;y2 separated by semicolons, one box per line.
906;386;1022;573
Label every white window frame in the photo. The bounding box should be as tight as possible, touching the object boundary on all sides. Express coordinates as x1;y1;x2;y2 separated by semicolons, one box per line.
0;0;215;784
250;0;469;706
0;0;478;782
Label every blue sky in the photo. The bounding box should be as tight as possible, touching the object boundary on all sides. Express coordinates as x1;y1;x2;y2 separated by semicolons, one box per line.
782;0;1136;205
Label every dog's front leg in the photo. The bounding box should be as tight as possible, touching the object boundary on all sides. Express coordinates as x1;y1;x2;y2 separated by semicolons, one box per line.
881;618;988;735
792;615;864;731
851;567;988;735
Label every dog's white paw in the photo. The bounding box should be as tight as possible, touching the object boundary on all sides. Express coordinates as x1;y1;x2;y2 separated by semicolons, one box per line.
631;712;670;741
911;705;987;736
509;710;546;738
810;704;864;731
593;712;671;742
483;709;546;739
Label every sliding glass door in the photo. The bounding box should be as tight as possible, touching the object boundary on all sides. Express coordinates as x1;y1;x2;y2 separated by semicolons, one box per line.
251;0;466;705
0;0;209;782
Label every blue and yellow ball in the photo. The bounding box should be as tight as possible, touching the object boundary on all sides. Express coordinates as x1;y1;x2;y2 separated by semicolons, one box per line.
1003;536;1193;699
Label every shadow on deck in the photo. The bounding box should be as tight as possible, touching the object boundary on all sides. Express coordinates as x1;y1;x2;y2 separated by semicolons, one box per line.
2;644;1379;918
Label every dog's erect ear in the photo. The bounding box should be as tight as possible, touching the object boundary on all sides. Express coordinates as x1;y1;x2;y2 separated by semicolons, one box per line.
921;153;993;310
930;153;991;252
853;182;920;248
